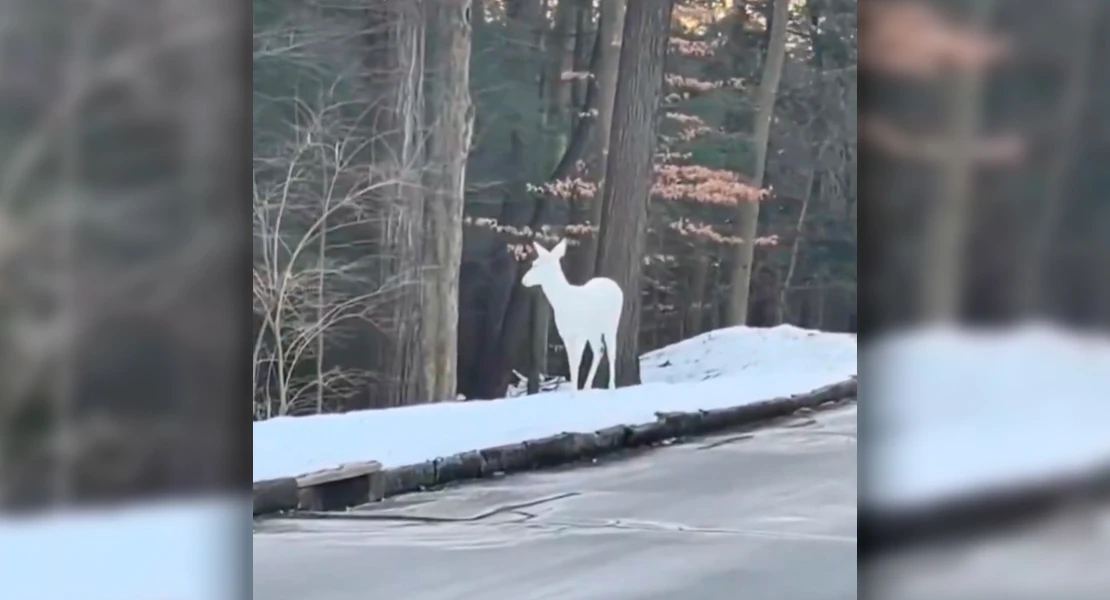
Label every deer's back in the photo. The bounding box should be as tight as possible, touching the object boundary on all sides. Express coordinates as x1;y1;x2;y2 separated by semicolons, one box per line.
551;277;623;337
581;277;623;308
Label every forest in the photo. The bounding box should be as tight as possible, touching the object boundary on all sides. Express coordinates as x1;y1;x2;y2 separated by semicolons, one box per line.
252;0;858;417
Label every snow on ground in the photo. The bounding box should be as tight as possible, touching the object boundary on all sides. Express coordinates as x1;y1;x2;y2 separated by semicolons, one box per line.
253;325;857;482
866;322;1110;511
0;496;247;600
255;320;1110;512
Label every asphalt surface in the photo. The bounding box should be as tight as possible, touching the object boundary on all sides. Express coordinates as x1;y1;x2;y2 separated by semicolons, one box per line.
866;500;1110;600
253;404;858;600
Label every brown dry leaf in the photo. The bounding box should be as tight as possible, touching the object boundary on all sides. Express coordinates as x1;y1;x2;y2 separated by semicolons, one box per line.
861;1;1010;79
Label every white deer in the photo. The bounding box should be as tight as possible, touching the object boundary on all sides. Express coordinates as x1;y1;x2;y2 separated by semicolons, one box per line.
521;239;623;391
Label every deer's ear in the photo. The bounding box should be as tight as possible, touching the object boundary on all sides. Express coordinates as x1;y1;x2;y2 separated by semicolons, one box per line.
551;239;568;258
532;242;548;256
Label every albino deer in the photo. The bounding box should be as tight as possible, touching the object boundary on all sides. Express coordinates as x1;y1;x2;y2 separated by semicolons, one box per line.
521;239;623;391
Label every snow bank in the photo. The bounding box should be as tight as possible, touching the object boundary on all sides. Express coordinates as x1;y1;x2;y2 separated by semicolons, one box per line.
865;322;1110;510
256;321;1110;509
0;497;247;600
253;325;857;482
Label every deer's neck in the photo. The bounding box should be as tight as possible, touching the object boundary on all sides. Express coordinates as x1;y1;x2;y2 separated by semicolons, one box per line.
539;271;575;311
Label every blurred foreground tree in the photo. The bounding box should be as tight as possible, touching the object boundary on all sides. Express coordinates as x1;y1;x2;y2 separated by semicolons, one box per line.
860;0;1110;330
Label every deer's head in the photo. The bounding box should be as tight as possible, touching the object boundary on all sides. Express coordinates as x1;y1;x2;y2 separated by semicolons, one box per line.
521;239;568;288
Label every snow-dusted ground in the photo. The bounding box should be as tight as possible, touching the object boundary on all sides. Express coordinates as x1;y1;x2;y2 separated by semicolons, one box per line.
253;321;1110;512
253;325;857;482
866;322;1110;511
0;496;247;600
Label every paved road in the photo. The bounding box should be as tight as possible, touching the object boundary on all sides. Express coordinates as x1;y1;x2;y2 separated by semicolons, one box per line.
254;405;858;600
868;500;1110;600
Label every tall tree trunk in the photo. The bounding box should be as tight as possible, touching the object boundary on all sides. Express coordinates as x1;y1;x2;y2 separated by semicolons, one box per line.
594;0;674;387
777;168;816;325
919;0;995;322
572;0;627;283
684;253;708;337
546;0;578;158
1015;2;1098;316
366;0;429;405
526;297;549;394
724;0;789;325
570;0;593;108
423;0;473;402
816;286;827;329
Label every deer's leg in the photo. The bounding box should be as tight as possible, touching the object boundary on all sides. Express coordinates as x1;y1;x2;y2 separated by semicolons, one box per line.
565;336;585;391
583;336;603;390
602;331;617;389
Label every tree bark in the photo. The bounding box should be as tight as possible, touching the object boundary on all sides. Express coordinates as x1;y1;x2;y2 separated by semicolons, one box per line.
724;0;789;325
423;0;473;402
919;0;995;323
570;0;593;108
684;253;708;337
546;0;578;156
571;0;627;283
1014;2;1097;316
777;168;816;325
816;286;826;329
594;0;674;387
526;297;549;394
365;0;428;405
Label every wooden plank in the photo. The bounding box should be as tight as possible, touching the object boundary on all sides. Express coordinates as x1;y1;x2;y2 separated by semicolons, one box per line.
295;460;383;488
